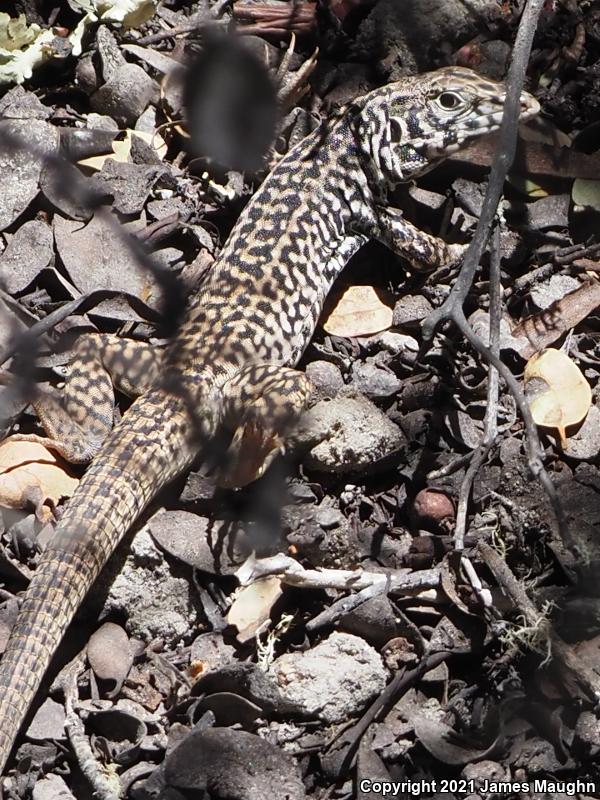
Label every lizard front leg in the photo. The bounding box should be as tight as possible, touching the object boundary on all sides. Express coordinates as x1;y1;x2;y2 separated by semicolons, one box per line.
15;334;161;463
362;206;466;272
219;363;312;488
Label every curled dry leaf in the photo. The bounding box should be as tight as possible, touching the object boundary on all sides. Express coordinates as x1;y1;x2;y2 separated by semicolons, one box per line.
524;348;592;443
322;285;393;337
0;438;79;522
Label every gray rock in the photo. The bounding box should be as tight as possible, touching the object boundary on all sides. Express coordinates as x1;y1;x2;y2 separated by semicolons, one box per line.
149;509;246;575
91;64;158;128
305;360;344;396
339;595;399;648
350;362;402;398
530;274;580;310
408;185;446;210
103;527;201;643
0;219;53;293
393;294;433;326
356;0;493;76
0;120;59;231
164;728;306;799
96;25;126;82
453;177;485;218
559;404;600;461
526;194;570;231
86;112;119;132
26;698;66;742
92;160;167;215
293;393;405;474
32;774;75;800
272;632;386;723
0;86;51;120
53;212;157;307
359;330;418;356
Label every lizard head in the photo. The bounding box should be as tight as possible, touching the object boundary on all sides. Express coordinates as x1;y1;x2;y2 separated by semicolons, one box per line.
353;66;540;188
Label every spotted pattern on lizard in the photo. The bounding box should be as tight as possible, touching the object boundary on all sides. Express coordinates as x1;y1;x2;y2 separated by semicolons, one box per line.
0;67;539;778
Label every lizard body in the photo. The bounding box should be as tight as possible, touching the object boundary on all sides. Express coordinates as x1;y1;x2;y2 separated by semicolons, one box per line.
0;67;539;777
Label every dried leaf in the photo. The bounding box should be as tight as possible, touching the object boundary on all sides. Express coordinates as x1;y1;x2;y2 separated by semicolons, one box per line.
524;348;592;442
323;285;393;337
0;438;79;522
227;577;282;643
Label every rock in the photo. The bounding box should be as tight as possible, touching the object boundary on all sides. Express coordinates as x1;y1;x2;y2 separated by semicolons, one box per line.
164;728;306;799
293;393;406;474
408;185;446;210
53;212;158;310
91;64;158;128
26;698;66;742
412;488;455;529
0;86;51;120
0;219;53;293
305;360;344;396
350;362;402;398
561;404;600;461
355;0;494;76
272;632;386;723
32;774;75;800
339;595;399;648
92;160;168;215
393;294;433;326
0;120;58;232
101;527;201;643
148;510;246;575
526;194;570;231
530;274;581;309
574;710;600;755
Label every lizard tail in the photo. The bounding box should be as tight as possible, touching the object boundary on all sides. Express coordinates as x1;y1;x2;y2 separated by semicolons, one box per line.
0;388;199;775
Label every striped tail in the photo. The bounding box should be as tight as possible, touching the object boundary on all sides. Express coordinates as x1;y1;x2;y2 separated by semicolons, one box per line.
0;388;198;775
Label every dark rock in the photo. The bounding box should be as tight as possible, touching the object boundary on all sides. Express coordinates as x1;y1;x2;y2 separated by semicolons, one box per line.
164;728;306;799
91;64;158;128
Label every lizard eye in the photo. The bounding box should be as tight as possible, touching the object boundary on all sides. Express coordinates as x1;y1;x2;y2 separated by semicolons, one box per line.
436;91;464;110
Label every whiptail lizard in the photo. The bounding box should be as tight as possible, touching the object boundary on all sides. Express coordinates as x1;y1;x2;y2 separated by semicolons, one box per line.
0;66;539;777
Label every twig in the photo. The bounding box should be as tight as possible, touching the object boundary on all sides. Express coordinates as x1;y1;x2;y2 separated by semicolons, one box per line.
235;552;443;597
53;651;121;800
135;24;202;46
453;225;502;551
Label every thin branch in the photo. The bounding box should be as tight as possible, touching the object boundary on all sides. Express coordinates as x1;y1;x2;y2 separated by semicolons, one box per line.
235;552;443;597
454;225;502;551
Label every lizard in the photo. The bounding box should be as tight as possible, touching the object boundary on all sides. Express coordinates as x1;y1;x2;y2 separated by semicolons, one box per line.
0;66;539;778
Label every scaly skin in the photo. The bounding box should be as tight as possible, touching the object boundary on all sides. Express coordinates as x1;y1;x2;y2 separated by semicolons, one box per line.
0;67;539;777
